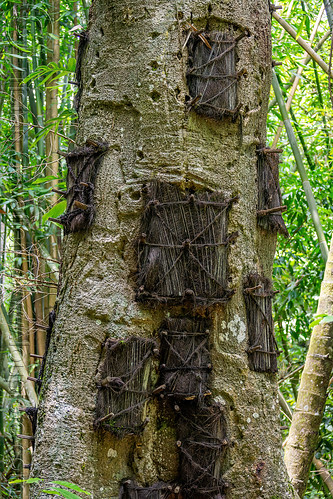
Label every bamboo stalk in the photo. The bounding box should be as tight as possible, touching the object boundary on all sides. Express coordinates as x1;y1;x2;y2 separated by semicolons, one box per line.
313;457;333;495
46;0;60;265
271;70;328;263
0;305;38;406
284;236;333;496
271;6;324;148
272;12;333;78
269;31;331;110
279;390;333;497
289;105;315;171
324;0;333;29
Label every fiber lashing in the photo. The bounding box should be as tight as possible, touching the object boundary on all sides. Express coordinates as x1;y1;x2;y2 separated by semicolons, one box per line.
95;337;157;436
119;480;182;499
187;30;244;120
176;403;227;498
159;317;211;403
244;273;279;373
256;147;289;237
137;181;237;307
55;140;108;234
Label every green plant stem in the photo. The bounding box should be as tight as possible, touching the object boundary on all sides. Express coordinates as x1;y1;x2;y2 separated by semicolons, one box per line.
0;305;37;406
324;0;333;29
289;105;315;171
272;69;328;263
272;12;333;78
269;31;331;109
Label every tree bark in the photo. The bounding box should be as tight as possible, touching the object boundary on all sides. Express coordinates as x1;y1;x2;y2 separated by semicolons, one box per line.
32;1;294;497
284;235;333;497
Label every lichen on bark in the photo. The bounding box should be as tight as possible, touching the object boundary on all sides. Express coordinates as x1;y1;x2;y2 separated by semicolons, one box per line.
31;1;295;497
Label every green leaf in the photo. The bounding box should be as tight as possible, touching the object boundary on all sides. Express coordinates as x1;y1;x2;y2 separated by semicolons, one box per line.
31;175;59;185
309;318;322;328
42;491;61;496
51;482;90;495
296;16;306;40
9;478;42;484
42;200;66;224
67;58;76;73
44;488;84;499
321;316;333;324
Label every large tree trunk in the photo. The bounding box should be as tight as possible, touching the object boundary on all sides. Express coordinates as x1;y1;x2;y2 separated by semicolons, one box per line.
32;1;294;497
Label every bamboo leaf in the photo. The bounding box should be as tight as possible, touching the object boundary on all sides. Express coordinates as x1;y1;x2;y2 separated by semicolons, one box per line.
296;16;306;40
42;200;67;224
32;175;59;185
43;488;84;499
66;58;76;72
51;482;90;495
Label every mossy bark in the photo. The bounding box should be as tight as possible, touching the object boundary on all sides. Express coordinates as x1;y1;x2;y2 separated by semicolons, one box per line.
32;1;294;497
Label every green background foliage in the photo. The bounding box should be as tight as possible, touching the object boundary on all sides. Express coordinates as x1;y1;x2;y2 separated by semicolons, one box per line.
0;0;332;497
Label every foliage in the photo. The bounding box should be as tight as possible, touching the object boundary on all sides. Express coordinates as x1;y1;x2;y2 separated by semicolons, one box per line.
270;1;333;496
9;478;91;498
0;0;332;497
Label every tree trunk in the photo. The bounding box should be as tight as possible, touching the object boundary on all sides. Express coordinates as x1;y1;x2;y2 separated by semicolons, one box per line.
284;235;333;497
32;1;294;497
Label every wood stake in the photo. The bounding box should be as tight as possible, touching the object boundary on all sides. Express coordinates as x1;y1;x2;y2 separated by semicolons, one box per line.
52;188;67;196
27;376;38;383
18;434;35;441
257;205;287;216
74;200;89;211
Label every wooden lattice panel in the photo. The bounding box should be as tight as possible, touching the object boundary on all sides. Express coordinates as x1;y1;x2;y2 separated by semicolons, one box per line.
52;140;108;234
159;318;212;403
257;146;289;237
187;30;246;120
120;480;181;499
95;337;157;436
244;273;279;373
176;403;227;498
137;182;237;307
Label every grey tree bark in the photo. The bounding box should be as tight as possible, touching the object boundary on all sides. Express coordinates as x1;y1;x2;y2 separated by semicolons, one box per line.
32;1;295;498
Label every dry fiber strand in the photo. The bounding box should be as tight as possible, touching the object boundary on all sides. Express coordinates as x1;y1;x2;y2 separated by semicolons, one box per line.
137;181;237;307
244;273;279;373
74;30;89;112
54;140;108;234
256;146;289;237
159;317;212;404
95;337;157;436
187;30;246;120
120;480;181;499
176;403;227;498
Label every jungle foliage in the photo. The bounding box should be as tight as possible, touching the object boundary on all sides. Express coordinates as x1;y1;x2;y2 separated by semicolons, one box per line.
0;0;332;497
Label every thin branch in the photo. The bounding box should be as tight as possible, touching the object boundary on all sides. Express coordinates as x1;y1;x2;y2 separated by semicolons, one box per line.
271;5;324;147
272;12;333;77
271;70;328;263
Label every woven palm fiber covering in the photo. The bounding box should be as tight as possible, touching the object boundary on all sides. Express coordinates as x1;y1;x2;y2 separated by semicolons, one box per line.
36;309;55;394
158;317;212;404
120;480;182;499
74;30;88;112
54;140;108;234
95;337;157;436
176;403;227;499
244;273;279;373
137;181;237;307
257;146;289;237
187;30;246;120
